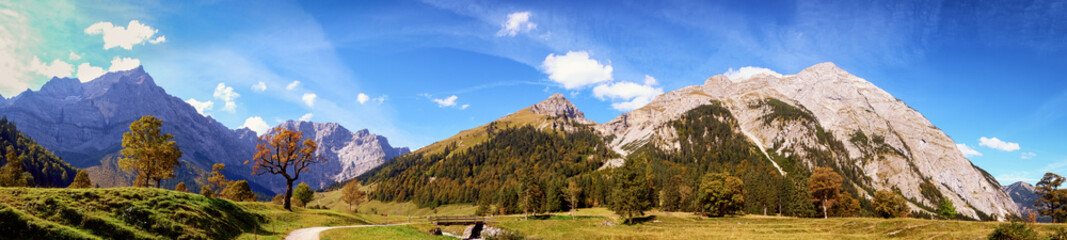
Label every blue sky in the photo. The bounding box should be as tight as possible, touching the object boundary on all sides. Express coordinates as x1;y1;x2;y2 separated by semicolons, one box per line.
1;0;1065;184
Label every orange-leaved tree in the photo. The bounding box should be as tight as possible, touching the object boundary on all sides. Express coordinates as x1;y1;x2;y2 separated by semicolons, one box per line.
247;127;326;210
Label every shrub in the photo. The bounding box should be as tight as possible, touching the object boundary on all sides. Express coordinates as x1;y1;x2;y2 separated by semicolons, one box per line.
1049;226;1067;240
988;222;1040;240
873;190;908;218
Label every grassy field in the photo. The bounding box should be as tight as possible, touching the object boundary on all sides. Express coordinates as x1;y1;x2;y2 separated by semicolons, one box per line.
320;224;455;240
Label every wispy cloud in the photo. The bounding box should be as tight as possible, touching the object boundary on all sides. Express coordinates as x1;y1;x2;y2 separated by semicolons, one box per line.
979;137;1020;152
497;11;536;37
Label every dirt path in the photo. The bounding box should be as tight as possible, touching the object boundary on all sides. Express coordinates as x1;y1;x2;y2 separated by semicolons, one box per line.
284;223;412;240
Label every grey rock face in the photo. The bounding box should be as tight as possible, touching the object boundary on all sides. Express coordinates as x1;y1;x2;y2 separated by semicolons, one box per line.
596;62;1017;220
273;120;410;189
1005;181;1040;213
530;93;594;124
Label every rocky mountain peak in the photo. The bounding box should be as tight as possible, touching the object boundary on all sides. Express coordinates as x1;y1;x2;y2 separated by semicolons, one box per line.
530;93;591;123
39;77;85;98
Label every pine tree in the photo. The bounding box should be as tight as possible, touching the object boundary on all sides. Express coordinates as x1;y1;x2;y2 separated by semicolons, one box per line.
610;160;651;224
1036;172;1067;222
119;115;182;188
67;169;92;188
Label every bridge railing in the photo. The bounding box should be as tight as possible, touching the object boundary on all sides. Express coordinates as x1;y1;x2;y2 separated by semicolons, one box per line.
428;216;490;225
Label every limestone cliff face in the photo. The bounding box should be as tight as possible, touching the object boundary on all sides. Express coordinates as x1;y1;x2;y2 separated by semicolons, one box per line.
596;62;1017;219
273;121;409;189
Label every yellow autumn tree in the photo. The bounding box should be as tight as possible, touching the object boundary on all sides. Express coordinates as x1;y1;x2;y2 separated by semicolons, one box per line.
119;115;182;188
248;127;326;210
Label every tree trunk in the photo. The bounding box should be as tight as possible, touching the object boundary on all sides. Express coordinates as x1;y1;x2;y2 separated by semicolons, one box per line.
156;179;162;188
284;179;295;211
822;203;828;219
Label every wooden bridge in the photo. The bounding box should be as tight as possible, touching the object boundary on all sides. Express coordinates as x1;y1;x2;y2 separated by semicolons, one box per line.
428;216;489;226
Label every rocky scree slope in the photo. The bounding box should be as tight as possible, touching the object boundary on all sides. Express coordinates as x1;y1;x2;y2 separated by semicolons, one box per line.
596;62;1016;219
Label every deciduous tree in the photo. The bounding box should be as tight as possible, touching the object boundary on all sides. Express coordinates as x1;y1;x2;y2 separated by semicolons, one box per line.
0;148;28;187
293;182;314;208
248;127;326;210
873;189;908;218
809;167;843;219
175;182;187;192
341;180;365;211
696;172;745;217
208;163;229;192
119;115;182;188
564;180;582;217
221;180;257;201
200;185;213;197
68;169;92;188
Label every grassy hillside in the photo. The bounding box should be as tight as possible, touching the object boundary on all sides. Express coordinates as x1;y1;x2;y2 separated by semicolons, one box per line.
0;187;262;240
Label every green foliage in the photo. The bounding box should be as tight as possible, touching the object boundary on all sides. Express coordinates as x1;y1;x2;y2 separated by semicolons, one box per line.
987;222;1040;240
0;187;263;240
68;169;92;188
938;198;958;219
361;125;615;210
873;190;908;218
697;172;745;217
119;115;182;188
0;116;78;187
1049;226;1067;240
1037;172;1067;223
610;159;652;224
0;148;28;187
294;182;314;207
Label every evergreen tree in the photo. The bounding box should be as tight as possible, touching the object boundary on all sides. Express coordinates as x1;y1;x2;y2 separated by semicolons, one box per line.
610;160;651;224
67;169;92;188
1036;172;1067;222
937;198;957;219
119;115;182;188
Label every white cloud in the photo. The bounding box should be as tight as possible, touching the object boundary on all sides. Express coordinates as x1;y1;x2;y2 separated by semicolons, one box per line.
84;20;165;50
286;80;300;90
108;57;140;71
299;113;313;121
592;75;664;111
29;57;74;78
461;104;470;110
76;63;105;82
497;11;536;37
357;93;369;104
1022;152;1037;160
372;95;387;104
302;93;317;107
68;52;81;60
979;137;1020;152
252;81;267;92
541;51;613;89
240;116;270;136
432;95;459;107
185;98;214;116
723;66;782;81
956;144;983;157
213;83;239;112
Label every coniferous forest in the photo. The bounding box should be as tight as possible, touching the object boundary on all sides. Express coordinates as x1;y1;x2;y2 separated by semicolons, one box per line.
0;116;78;187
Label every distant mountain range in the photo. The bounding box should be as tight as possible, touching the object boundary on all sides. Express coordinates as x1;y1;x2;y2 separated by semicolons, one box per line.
0;67;407;194
361;62;1017;220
